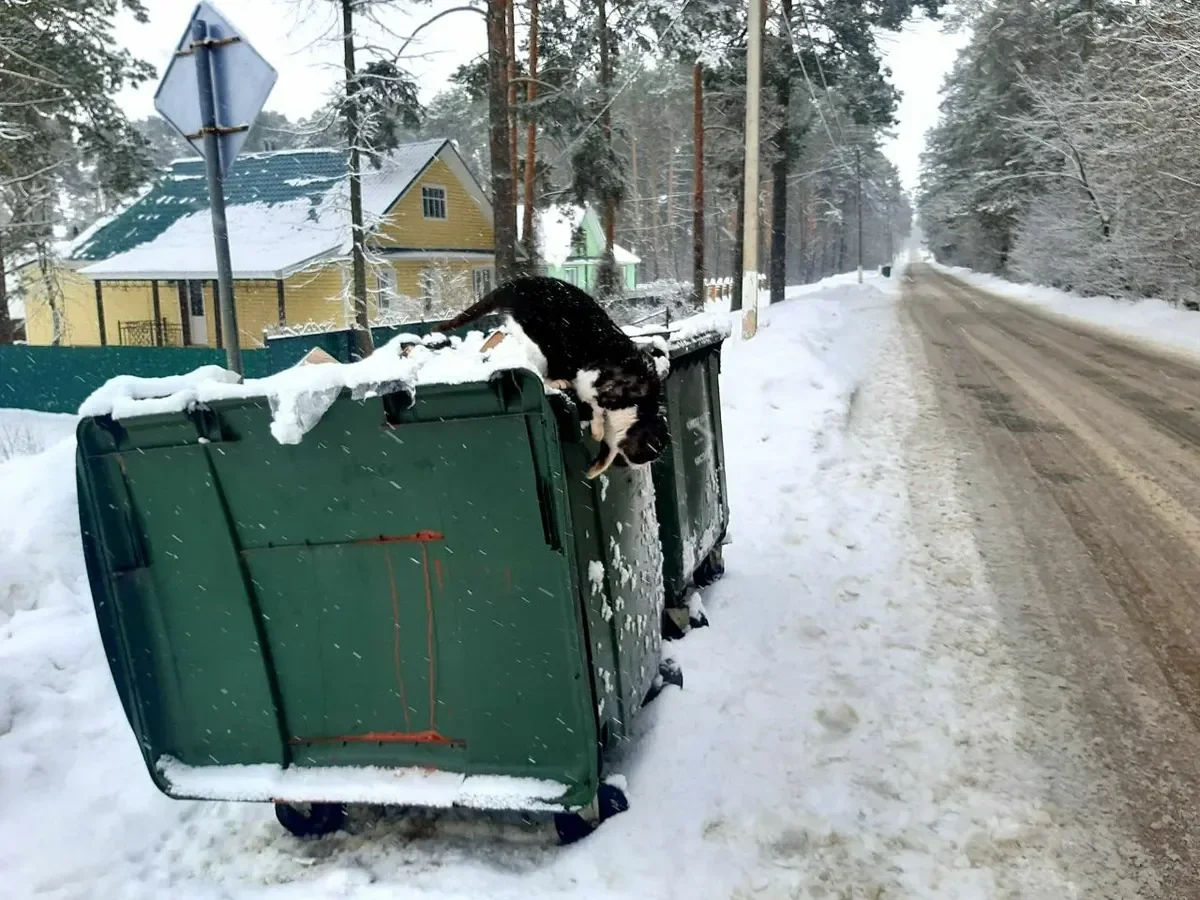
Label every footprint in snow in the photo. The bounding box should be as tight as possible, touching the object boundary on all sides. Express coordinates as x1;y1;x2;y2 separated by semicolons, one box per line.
815;702;860;736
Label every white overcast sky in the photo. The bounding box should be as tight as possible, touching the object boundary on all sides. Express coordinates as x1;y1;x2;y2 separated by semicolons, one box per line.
115;1;966;193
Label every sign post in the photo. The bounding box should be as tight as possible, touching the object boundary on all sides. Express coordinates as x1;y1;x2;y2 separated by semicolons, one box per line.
191;18;241;374
154;3;277;375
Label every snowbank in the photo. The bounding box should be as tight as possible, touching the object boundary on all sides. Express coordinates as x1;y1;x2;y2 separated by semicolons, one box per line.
0;440;82;622
0;440;238;898
0;408;76;462
932;262;1200;361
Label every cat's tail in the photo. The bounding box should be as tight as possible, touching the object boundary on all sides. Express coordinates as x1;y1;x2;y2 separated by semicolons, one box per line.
434;288;506;333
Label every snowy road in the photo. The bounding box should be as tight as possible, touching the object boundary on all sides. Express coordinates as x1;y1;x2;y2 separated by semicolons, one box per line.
0;271;1168;897
907;264;1200;897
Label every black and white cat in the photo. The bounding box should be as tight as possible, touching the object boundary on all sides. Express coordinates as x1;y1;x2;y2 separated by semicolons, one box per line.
435;276;668;479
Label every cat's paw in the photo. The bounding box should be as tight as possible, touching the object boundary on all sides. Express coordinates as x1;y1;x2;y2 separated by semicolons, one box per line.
587;455;616;480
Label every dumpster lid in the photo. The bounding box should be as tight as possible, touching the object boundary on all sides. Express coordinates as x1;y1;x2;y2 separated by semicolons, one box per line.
77;329;546;444
626;311;731;359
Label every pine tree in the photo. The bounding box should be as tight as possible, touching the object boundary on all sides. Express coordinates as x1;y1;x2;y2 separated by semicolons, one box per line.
311;0;428;357
917;0;1127;278
0;0;154;343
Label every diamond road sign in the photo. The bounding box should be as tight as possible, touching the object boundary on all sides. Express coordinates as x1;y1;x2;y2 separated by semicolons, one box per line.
153;2;277;175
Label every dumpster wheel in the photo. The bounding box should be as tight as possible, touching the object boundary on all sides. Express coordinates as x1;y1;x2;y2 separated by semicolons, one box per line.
693;544;725;589
553;781;630;845
274;801;347;839
642;658;684;706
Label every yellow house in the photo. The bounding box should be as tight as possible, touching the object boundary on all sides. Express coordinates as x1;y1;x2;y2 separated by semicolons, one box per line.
22;138;497;348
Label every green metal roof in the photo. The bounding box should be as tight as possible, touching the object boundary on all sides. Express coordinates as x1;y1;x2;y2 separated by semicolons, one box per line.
70;149;349;263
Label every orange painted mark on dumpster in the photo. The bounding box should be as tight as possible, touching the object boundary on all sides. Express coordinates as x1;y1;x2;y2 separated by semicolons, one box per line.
289;730;463;747
422;543;438;730
434;557;444;592
360;530;444;544
383;551;412;732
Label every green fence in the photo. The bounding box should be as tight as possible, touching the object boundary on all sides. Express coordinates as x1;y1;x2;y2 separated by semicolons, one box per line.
3;320;507;416
264;318;501;372
0;345;272;414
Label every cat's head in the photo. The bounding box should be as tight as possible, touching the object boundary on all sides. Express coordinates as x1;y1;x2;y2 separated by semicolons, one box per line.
619;410;669;467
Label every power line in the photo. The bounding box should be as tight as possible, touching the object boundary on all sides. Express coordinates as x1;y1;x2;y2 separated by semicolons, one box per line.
542;0;697;172
779;10;850;175
796;4;851;150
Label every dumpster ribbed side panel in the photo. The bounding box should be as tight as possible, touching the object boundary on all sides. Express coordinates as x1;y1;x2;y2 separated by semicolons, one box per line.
559;405;665;748
76;423;288;778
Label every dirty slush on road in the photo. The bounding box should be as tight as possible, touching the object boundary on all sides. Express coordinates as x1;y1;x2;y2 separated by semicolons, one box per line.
903;264;1200;897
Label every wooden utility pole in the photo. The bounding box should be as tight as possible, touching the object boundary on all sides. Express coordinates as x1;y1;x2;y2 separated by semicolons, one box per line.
731;151;745;311
769;0;794;307
693;63;705;308
741;0;764;337
631;129;639;266
667;151;675;275
0;234;11;344
487;0;517;281
507;0;519;212
855;146;863;284
341;0;373;358
598;0;617;297
886;194;894;263
522;0;540;264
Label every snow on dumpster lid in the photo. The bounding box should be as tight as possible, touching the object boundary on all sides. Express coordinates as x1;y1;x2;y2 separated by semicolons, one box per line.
77;329;544;445
625;311;732;357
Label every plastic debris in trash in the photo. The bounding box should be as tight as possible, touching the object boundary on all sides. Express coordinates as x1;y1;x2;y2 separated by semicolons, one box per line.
480;331;507;353
297;347;340;366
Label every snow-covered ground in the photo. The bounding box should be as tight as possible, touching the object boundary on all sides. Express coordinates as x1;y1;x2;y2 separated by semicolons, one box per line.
932;261;1200;361
0;270;1086;897
0;407;76;463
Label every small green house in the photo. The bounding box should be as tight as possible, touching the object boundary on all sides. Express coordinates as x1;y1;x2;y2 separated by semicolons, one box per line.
518;204;639;291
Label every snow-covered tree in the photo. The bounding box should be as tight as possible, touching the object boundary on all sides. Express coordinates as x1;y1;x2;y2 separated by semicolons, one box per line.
0;0;154;343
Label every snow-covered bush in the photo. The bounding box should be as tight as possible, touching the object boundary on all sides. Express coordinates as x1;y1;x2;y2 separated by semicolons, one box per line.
0;425;42;462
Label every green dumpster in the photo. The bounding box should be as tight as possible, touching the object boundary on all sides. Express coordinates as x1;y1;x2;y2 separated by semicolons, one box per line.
75;368;667;839
632;325;730;634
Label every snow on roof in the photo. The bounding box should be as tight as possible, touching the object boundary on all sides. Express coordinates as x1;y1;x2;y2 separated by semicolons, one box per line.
76;139;453;280
613;243;640;266
517;203;640;267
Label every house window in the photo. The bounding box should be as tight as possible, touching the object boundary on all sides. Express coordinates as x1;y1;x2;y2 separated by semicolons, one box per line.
473;267;494;299
376;266;398;311
563;266;580;287
422;186;447;220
